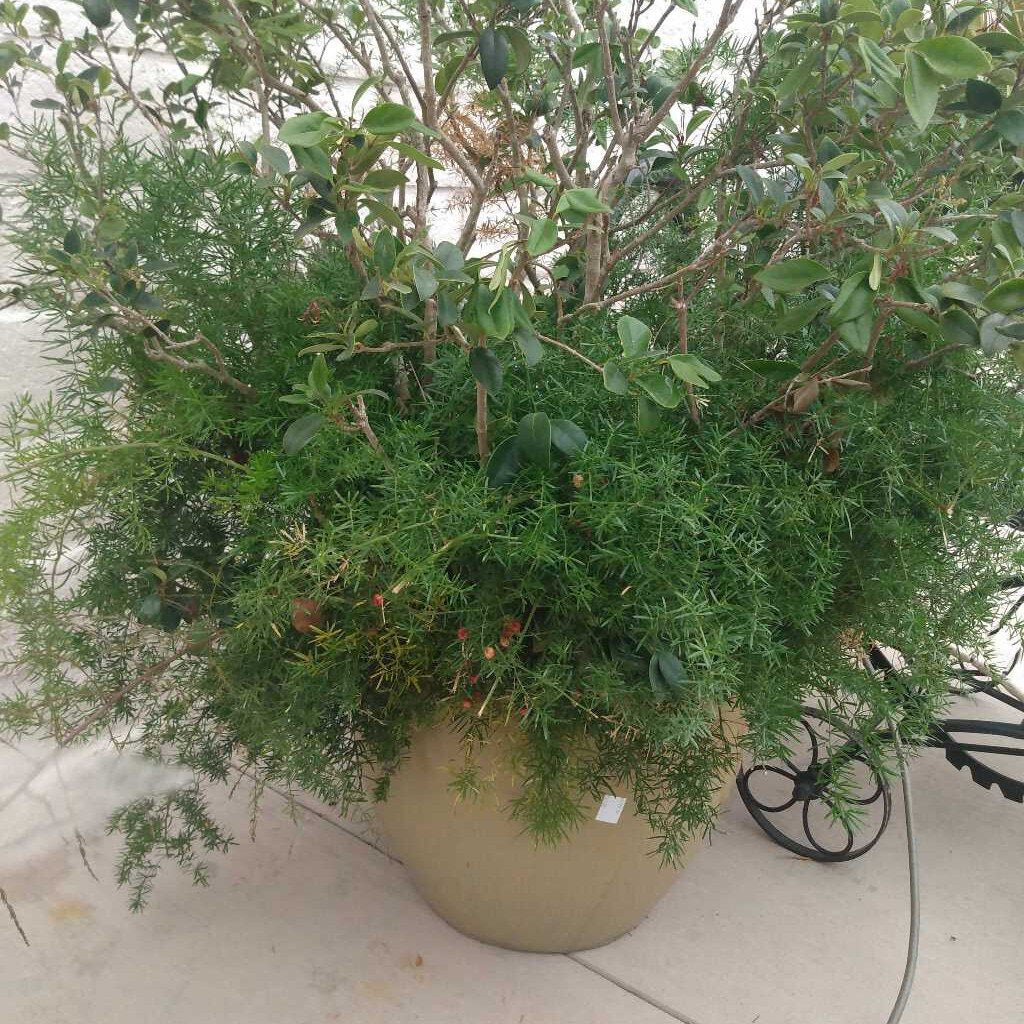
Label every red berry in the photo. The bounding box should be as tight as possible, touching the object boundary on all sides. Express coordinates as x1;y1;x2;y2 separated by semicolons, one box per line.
371;593;384;607
468;674;480;684
457;627;469;641
461;698;473;709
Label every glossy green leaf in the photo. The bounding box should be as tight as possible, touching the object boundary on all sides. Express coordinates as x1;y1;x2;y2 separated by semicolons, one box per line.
649;650;686;698
938;281;985;305
636;395;660;434
436;291;459;328
859;36;899;84
550;419;587;456
469;347;503;393
994;110;1024;146
1010;211;1024;248
774;297;830;333
558;188;612;215
412;262;438;301
668;354;720;386
334;210;359;242
259;145;290;175
965;79;1001;114
434;29;475;45
502;25;532;76
980;312;1015;355
776;53;816;104
743;358;802;380
517;169;558;188
373;230;397;274
939;306;979;345
755;258;831;293
62;227;82;254
513;327;543;366
486;436;520;487
904;49;941;131
893;309;938;336
637;374;681;409
478;287;515;340
602;360;629;395
518;412;552;467
820;152;859;176
55;40;72;73
361;102;416;135
279;112;331;147
838;313;874;353
874;198;908;233
526;217;558;256
434;241;465;276
830;272;871;323
679;106;711;138
666;356;705;386
283;413;325;455
995;321;1024;340
617;315;652;356
291;145;332;180
83;0;112;28
362;168;407;191
984;278;1024;313
973;32;1024;54
912;36;991;80
479;27;509;90
735;165;764;203
922;226;958;244
307;354;331;400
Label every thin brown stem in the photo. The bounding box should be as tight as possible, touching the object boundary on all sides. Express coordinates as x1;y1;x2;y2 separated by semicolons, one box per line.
672;285;700;425
349;395;383;452
904;342;970;370
536;333;603;373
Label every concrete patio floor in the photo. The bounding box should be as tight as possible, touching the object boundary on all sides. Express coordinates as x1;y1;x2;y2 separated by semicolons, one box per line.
2;690;1022;1024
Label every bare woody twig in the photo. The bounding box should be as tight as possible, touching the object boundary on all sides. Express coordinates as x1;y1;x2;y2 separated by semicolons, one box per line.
109;302;256;398
672;283;700;425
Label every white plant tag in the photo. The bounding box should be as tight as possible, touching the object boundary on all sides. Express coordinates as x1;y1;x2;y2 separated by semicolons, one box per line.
595;794;627;824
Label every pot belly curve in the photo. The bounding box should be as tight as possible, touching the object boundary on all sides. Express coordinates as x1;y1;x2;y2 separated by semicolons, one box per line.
375;721;738;953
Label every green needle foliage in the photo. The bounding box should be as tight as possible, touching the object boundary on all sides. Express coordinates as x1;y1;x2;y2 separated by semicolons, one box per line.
0;0;1022;904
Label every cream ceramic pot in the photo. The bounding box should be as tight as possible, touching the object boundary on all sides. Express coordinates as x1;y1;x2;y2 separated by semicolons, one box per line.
376;716;742;953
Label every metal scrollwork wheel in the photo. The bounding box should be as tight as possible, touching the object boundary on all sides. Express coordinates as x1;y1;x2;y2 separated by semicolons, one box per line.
737;706;892;861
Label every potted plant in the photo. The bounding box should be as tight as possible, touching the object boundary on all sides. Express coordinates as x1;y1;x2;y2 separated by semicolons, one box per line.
1;0;1022;951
